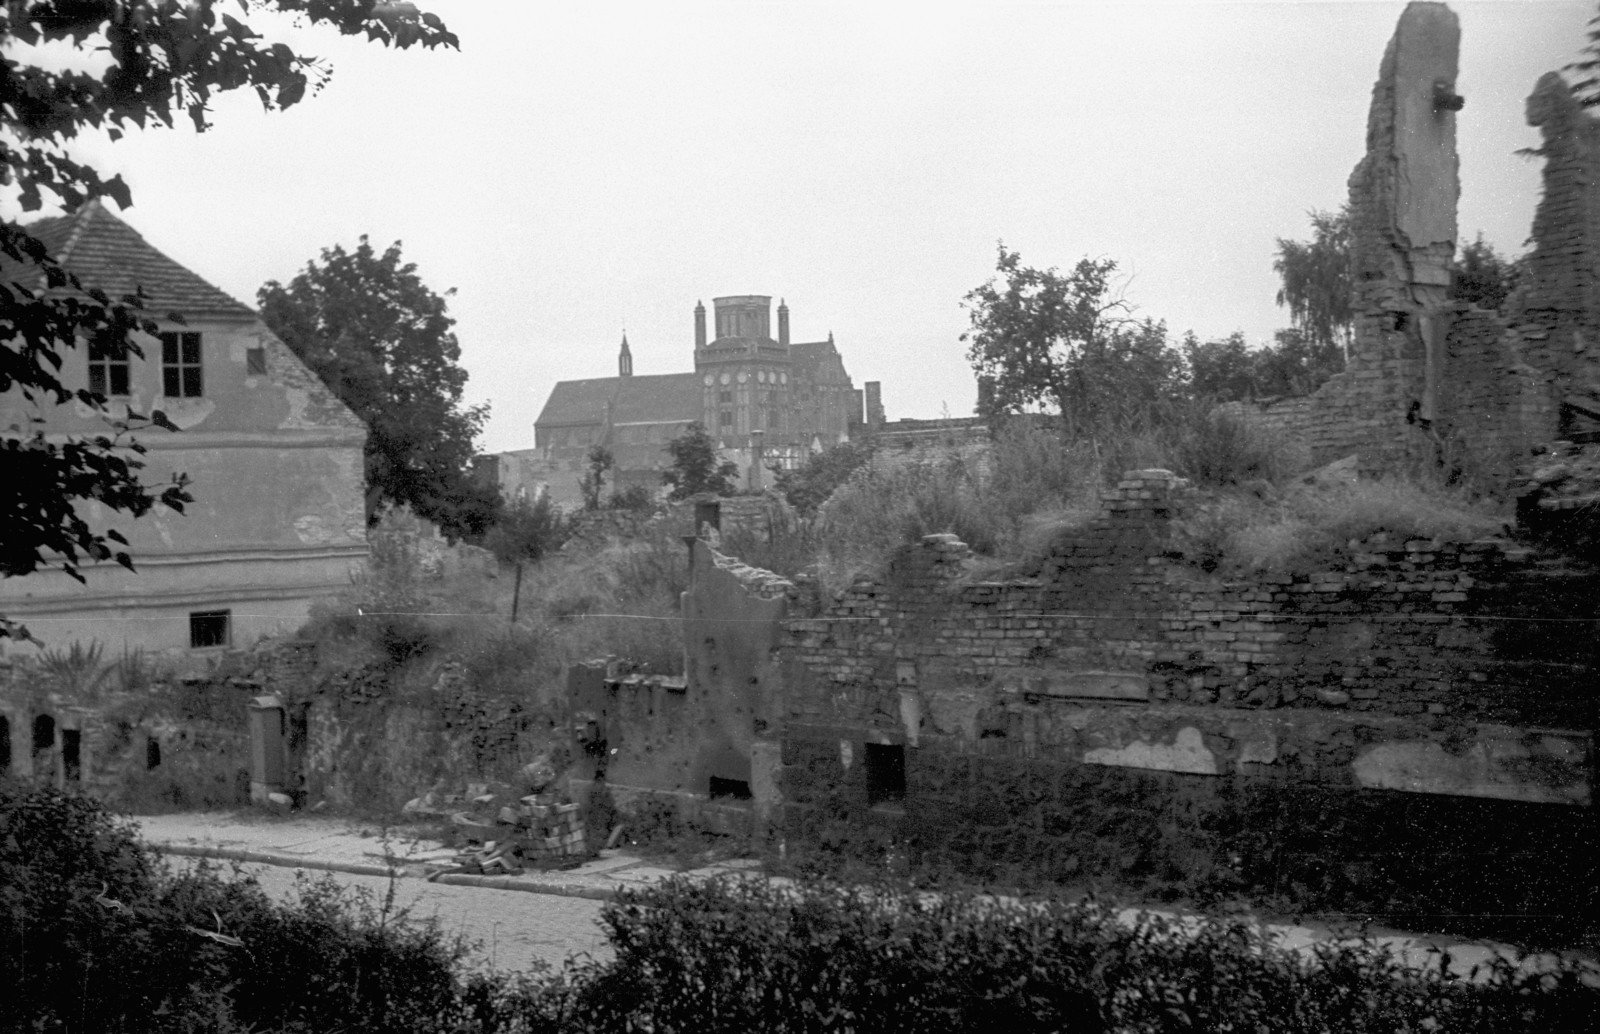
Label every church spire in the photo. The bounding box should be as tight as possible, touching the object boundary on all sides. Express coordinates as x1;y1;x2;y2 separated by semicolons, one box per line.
619;332;633;377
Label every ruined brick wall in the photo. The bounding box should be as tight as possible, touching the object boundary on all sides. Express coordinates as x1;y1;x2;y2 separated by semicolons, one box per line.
772;465;1596;939
1253;10;1600;486
1517;71;1600;392
785;471;1593;728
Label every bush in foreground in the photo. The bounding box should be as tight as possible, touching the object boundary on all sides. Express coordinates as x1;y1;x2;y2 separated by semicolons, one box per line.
0;781;485;1033
570;876;1596;1034
5;784;1594;1033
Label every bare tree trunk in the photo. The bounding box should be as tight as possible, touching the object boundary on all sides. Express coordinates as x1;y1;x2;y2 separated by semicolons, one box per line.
510;560;524;626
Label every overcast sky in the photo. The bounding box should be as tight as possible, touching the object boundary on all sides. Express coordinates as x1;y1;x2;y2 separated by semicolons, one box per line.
7;1;1590;452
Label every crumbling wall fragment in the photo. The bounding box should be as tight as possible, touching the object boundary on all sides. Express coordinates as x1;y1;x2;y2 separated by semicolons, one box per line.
1308;1;1463;471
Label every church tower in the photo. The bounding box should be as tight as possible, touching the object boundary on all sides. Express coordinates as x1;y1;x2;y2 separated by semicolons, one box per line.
694;295;792;447
618;333;633;377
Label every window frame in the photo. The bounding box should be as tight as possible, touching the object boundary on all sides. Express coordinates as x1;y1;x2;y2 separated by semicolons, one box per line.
87;338;132;397
161;331;204;398
189;609;231;650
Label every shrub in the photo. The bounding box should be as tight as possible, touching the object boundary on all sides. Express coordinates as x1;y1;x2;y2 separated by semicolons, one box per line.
570;875;1598;1034
772;439;877;515
1162;404;1300;487
0;782;535;1034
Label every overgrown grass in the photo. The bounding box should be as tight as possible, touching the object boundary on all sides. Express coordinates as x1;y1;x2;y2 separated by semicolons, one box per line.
746;408;1310;592
1179;476;1506;574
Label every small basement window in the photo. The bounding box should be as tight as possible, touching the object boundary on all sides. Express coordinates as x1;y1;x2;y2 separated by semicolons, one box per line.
865;743;906;806
708;776;752;800
189;610;231;649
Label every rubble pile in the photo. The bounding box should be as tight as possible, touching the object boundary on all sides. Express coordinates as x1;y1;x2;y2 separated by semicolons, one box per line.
439;794;588;875
1515;442;1600;513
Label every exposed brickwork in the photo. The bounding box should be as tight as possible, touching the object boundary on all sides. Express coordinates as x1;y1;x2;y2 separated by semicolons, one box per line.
782;471;1594;735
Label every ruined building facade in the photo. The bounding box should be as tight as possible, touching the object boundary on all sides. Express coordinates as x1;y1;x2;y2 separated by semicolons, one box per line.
508;295;867;508
1251;2;1600;485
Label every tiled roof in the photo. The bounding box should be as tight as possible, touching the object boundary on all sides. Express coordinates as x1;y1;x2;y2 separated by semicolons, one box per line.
613;372;702;425
7;199;256;322
536;372;702;429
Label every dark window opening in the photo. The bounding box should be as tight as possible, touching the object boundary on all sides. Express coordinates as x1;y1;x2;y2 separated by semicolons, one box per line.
246;346;267;375
32;714;55;753
190;610;231;649
61;729;81;783
88;338;131;396
719;410;733;428
709;776;752;800
718;390;732;404
161;331;203;397
0;716;10;773
146;737;162;770
865;743;906;806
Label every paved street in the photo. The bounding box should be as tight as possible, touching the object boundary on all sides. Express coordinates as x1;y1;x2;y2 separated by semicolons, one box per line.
165;855;611;973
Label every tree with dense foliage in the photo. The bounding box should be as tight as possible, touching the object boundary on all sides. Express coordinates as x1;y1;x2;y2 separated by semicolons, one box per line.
771;439;876;515
1565;2;1600;108
1;1;455;640
1450;233;1522;311
1185;328;1345;402
579;445;613;511
258;236;498;540
1273;207;1354;363
962;246;1185;430
663;422;739;500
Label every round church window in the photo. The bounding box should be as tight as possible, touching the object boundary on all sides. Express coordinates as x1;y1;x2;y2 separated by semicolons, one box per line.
703;374;714;386
780;372;788;384
757;370;766;383
737;371;748;384
720;372;731;385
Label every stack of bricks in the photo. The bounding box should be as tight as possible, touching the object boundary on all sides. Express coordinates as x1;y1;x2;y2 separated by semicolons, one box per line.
513;795;587;860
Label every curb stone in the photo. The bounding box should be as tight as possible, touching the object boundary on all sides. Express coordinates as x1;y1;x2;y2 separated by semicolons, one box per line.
152;842;622;900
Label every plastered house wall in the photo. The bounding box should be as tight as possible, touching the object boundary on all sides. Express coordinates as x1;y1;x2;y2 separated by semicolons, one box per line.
0;245;367;656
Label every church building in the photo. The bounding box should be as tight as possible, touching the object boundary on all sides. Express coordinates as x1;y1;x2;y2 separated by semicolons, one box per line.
519;295;861;505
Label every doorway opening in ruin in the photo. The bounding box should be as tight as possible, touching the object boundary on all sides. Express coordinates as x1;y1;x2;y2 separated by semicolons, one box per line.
865;743;906;806
0;716;10;773
146;737;162;770
32;715;55;782
709;776;752;800
61;729;81;783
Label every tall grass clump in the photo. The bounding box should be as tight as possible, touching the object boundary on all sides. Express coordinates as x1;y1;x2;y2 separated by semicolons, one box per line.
1162;403;1304;487
1181;476;1507;574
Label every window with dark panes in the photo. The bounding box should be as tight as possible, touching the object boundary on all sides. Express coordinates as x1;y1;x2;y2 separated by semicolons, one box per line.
246;346;267;375
161;331;203;397
189;609;230;649
88;338;131;396
720;410;733;428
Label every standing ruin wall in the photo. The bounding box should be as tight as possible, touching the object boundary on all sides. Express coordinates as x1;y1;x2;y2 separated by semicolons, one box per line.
1249;3;1600;486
